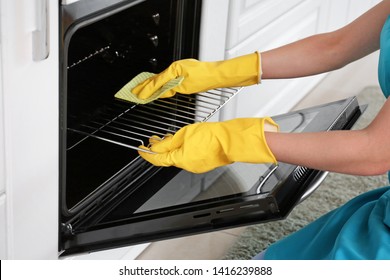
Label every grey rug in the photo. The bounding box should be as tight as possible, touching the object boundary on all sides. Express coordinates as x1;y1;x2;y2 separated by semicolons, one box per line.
223;86;389;260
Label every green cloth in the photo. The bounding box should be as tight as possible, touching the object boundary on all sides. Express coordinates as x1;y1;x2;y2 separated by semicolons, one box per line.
114;72;184;104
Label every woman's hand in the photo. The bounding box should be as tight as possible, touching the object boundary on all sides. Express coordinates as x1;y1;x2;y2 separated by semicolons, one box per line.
132;52;261;100
138;117;278;173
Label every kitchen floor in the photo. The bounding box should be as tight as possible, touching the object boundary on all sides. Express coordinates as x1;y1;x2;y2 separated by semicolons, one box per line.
136;51;380;260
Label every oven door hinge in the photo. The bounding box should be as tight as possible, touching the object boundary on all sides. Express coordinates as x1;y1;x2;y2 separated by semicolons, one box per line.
61;223;74;237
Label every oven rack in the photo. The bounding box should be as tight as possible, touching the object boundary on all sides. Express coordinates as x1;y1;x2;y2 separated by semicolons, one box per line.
67;87;241;153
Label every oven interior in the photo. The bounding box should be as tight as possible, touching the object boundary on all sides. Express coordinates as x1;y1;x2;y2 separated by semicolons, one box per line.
60;0;205;226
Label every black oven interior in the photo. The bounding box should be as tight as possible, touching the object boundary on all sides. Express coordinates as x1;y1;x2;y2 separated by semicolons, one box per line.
60;0;202;245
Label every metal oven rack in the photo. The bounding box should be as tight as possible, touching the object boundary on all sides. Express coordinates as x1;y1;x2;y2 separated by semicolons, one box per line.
67;87;241;153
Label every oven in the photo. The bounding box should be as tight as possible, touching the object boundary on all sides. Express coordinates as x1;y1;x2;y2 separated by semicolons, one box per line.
59;0;366;257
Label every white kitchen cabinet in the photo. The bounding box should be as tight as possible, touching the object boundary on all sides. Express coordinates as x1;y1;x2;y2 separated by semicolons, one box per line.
327;0;381;30
0;11;4;197
326;0;382;32
327;0;350;31
221;0;330;119
226;0;305;49
348;0;382;22
0;0;59;259
0;194;6;259
218;0;381;120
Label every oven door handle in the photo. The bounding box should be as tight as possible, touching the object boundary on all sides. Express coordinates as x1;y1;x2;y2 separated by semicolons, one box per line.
298;171;329;204
32;0;50;61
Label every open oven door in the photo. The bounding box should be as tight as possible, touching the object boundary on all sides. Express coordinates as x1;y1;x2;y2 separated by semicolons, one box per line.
59;96;366;257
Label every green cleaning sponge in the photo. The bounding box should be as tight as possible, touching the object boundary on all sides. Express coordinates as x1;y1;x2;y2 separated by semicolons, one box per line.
114;72;184;104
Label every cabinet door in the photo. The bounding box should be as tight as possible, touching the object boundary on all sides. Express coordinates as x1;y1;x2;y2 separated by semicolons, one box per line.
1;0;59;259
327;0;350;31
327;0;381;37
0;5;4;196
348;0;381;22
226;0;304;49
221;0;329;119
0;194;6;259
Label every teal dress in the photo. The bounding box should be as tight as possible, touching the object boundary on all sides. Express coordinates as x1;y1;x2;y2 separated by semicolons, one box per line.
264;15;390;260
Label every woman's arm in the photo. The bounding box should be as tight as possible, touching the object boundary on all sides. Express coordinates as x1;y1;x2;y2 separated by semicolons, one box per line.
137;1;390;176
261;0;390;79
266;97;390;176
263;1;390;176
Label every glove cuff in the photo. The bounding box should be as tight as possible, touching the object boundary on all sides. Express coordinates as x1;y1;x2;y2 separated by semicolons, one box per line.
259;117;278;164
222;117;278;165
256;51;262;84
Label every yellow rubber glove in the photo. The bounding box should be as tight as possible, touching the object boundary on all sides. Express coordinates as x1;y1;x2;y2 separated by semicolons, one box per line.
138;117;278;174
132;52;261;99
